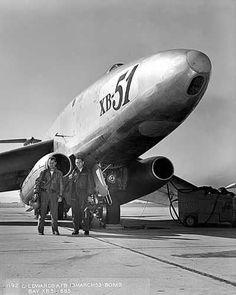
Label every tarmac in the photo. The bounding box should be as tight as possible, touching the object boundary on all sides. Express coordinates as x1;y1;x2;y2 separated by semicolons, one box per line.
0;202;235;295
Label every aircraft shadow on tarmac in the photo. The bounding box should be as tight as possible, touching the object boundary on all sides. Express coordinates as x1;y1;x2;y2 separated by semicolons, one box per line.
59;217;236;241
0;216;235;240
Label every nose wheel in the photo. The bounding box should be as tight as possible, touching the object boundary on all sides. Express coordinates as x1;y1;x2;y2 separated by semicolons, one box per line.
88;195;108;227
95;204;107;227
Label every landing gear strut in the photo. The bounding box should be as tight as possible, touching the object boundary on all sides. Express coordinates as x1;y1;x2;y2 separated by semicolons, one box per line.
106;197;120;224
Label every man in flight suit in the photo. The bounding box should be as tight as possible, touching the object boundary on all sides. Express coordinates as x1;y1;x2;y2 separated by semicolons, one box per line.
34;156;64;235
69;156;95;236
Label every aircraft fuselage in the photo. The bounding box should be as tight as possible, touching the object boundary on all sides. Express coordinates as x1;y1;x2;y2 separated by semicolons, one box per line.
16;49;211;218
47;49;211;165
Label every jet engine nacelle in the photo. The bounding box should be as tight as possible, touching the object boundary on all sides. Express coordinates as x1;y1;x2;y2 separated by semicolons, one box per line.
20;152;72;205
109;156;174;204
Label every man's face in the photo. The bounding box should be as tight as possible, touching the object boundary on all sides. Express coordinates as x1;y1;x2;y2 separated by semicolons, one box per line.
49;158;57;170
75;158;84;170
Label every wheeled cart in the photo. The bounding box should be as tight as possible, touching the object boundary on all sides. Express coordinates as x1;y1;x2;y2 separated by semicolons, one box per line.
178;188;236;227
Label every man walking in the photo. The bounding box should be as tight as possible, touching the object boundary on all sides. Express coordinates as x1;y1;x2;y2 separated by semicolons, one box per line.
34;156;64;235
69;155;95;236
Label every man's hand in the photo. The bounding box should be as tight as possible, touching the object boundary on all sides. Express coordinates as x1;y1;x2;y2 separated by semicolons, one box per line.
58;196;63;203
32;194;39;202
87;195;94;204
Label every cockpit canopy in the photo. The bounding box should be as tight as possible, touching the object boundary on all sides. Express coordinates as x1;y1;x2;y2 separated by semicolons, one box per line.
107;63;124;73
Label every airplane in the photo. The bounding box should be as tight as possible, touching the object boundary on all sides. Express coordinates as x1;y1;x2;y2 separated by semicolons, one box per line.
0;49;211;224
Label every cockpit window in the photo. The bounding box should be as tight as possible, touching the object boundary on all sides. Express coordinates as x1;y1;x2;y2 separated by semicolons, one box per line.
107;63;124;73
187;76;205;95
72;98;76;107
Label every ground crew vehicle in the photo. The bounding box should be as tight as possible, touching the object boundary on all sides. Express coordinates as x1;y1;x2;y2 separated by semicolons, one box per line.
178;187;236;227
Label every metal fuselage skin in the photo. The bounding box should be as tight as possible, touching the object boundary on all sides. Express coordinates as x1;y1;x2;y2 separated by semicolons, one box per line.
47;49;211;165
19;49;211;208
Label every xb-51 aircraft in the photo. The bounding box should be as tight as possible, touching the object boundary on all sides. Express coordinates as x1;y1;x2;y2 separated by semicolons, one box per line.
0;49;211;223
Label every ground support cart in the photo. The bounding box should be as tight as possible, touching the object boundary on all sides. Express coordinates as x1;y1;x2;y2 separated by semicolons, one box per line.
178;188;236;227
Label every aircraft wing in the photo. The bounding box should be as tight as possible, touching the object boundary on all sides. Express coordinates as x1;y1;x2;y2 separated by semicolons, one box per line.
139;175;197;206
0;140;53;192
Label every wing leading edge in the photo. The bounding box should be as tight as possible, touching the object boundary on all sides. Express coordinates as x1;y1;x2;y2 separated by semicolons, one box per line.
0;140;53;192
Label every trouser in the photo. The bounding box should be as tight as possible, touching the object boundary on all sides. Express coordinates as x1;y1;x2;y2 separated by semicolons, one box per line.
38;191;58;233
71;200;90;232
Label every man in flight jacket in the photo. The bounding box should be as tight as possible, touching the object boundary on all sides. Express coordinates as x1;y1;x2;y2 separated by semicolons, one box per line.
34;156;64;235
68;156;95;236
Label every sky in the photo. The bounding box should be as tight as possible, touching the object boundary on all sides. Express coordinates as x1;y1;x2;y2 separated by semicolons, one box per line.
0;0;235;202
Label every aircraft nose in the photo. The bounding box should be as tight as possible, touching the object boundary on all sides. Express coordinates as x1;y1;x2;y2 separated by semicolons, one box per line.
187;50;211;73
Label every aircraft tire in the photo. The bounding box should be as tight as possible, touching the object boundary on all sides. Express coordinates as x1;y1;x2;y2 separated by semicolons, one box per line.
102;205;107;227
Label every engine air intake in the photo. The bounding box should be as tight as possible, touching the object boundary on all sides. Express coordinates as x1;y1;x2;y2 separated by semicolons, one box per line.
187;75;205;96
52;154;71;176
152;157;174;180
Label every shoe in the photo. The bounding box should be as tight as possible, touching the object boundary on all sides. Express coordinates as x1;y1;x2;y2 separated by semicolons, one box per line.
38;232;44;235
72;231;79;235
84;231;89;236
53;231;60;235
